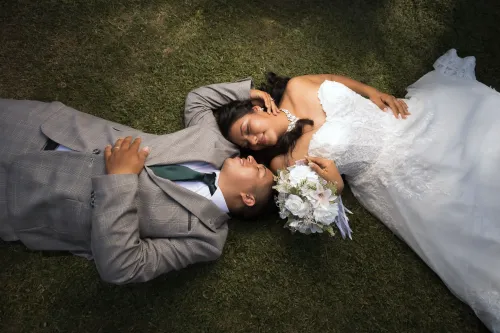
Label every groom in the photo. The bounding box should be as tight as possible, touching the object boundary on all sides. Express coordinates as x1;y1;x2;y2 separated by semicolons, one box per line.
0;79;273;284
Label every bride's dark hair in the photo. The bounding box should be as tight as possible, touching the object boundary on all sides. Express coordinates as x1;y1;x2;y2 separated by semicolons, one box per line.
258;72;291;104
213;72;314;164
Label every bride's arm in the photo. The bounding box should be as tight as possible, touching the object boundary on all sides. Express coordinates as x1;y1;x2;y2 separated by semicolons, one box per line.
287;74;409;118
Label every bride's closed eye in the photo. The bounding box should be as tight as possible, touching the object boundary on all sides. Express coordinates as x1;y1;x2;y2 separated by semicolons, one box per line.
238;122;249;148
244;121;252;135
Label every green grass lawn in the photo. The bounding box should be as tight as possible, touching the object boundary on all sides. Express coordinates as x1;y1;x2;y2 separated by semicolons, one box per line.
1;0;498;332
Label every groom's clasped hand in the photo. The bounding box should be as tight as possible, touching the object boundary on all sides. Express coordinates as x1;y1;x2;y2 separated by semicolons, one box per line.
104;137;151;175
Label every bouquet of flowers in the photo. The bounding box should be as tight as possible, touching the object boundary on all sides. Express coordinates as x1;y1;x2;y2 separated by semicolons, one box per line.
273;160;352;239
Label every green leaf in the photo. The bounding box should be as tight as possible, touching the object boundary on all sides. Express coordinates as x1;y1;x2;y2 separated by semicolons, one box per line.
325;226;336;237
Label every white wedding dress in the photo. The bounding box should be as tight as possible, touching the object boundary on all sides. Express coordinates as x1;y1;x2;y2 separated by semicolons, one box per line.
308;49;500;331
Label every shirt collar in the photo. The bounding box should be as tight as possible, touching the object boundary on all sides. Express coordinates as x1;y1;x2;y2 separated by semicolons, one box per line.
211;171;229;213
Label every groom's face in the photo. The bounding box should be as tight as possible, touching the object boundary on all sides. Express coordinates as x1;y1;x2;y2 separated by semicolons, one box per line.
221;155;274;192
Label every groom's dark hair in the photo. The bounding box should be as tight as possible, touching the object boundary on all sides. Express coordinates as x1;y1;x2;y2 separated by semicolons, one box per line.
213;72;314;165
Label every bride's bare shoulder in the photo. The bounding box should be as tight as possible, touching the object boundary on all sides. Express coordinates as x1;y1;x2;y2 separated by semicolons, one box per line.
284;75;320;94
270;150;308;173
285;74;334;92
282;75;332;111
270;155;289;173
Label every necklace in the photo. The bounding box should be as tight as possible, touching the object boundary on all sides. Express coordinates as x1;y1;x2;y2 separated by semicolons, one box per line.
280;108;298;132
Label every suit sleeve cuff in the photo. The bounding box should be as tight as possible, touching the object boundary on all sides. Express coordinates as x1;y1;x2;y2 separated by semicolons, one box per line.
235;78;253;100
92;174;139;194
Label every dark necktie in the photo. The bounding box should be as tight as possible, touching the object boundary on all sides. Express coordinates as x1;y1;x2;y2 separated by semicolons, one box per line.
149;164;218;195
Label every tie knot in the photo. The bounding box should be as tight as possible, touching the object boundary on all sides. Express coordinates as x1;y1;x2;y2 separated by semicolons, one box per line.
201;172;217;195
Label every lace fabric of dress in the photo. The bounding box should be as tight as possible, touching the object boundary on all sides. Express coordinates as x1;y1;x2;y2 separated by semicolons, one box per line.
308;49;500;332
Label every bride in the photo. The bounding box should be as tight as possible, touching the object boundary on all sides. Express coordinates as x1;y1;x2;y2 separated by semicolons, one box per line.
207;49;500;331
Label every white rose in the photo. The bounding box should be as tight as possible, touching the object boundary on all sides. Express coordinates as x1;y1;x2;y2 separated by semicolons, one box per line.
288;165;319;187
313;203;339;225
284;194;311;218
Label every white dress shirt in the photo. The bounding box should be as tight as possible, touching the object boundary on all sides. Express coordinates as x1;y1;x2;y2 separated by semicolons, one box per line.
174;162;229;213
56;145;229;213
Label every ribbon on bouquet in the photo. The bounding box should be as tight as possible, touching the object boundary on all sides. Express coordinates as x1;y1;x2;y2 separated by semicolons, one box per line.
335;196;353;240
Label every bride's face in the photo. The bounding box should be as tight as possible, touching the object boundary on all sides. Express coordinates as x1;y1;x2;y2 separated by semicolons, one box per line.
228;107;278;150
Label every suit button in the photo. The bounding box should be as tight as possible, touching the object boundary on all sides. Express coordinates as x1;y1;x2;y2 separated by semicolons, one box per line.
92;149;101;155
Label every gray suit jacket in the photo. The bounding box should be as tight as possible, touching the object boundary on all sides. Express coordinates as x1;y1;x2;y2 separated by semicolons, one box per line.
0;79;251;284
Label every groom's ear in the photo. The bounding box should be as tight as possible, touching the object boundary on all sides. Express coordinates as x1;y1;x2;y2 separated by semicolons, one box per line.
240;192;256;207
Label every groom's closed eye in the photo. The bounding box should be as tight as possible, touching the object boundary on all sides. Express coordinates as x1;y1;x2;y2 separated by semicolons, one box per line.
259;165;268;177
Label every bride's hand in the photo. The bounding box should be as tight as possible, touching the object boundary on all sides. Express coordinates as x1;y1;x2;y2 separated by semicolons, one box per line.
369;91;410;119
305;156;344;194
250;89;280;116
